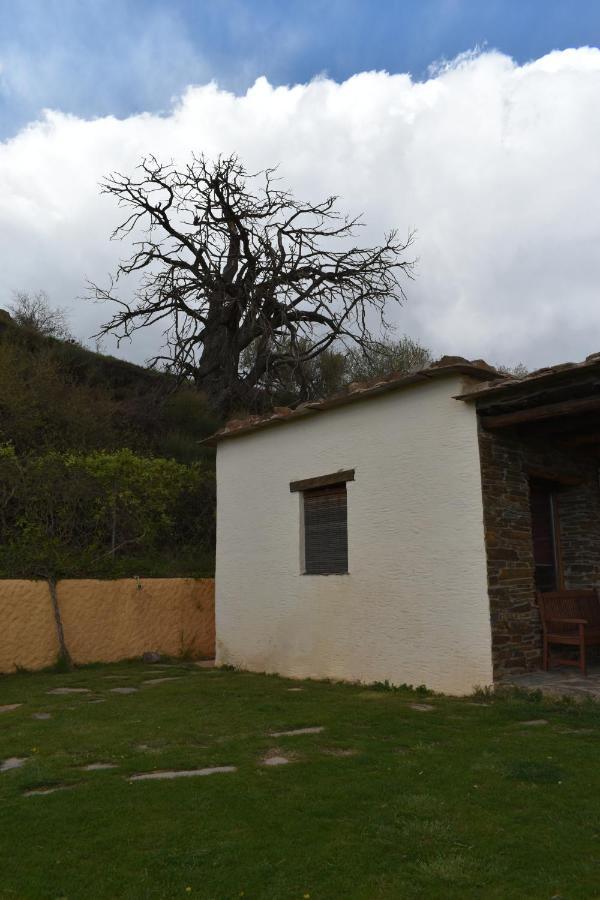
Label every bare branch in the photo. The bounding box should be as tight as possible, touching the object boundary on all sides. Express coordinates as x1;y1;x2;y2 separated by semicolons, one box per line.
90;153;415;413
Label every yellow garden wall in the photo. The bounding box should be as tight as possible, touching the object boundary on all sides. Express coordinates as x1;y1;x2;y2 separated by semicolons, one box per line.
0;578;215;673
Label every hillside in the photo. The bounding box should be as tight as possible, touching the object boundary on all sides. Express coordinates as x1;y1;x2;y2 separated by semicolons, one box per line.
0;309;219;462
0;310;219;579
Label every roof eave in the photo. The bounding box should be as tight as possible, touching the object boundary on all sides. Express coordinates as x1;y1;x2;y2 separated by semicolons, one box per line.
204;361;499;446
456;355;600;405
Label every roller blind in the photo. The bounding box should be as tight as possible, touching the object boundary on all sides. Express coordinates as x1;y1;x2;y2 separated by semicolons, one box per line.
303;482;348;575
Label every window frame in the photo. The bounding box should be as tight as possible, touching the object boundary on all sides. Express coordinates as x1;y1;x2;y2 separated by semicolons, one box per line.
291;469;354;576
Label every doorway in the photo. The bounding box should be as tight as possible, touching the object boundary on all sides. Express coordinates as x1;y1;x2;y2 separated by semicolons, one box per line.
529;477;562;592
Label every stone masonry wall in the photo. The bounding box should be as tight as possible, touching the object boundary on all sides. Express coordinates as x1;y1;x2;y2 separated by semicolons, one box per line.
559;481;600;587
478;424;600;678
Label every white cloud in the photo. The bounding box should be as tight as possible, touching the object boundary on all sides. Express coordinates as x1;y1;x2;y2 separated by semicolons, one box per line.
1;47;600;369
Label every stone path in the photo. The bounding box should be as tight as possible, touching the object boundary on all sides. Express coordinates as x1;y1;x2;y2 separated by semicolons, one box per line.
110;687;138;694
129;766;236;781
1;757;27;772
82;763;117;771
0;703;22;713
24;784;76;797
501;665;600;700
262;755;290;766
410;704;436;712
32;712;52;720
142;677;181;686
47;688;90;695
270;726;324;737
321;747;358;757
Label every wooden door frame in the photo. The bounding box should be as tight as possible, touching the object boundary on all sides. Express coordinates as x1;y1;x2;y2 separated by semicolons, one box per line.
551;492;565;590
529;476;565;592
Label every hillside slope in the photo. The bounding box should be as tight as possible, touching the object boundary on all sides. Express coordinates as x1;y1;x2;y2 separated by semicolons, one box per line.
0;310;218;462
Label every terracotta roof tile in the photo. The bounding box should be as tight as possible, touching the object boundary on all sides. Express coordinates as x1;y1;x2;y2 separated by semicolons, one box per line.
458;352;600;403
205;356;502;445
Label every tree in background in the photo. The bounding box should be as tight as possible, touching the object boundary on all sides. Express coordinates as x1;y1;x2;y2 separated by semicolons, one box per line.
242;334;432;405
0;307;218;459
92;154;414;415
496;361;529;378
9;290;74;341
344;335;432;383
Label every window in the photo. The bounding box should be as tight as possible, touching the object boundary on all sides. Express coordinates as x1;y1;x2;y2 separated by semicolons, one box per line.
302;482;348;575
290;469;353;575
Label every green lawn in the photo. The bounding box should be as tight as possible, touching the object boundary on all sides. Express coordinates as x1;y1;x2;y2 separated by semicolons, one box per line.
1;663;600;899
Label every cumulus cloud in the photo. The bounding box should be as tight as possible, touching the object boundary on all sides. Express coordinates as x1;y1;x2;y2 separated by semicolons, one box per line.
1;47;600;368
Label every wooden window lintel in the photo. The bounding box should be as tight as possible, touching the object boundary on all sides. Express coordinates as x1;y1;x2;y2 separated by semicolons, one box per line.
525;466;586;487
290;469;355;493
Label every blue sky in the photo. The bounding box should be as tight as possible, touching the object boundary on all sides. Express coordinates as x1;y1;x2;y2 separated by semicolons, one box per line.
1;0;600;138
2;1;600;367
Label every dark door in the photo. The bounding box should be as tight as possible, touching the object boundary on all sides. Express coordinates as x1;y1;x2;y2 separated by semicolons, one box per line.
529;478;560;592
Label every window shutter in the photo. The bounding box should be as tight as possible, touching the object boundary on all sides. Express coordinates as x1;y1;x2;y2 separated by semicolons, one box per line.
303;483;348;575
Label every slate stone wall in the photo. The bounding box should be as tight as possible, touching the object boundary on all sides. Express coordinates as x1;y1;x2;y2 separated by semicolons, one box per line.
478;424;600;678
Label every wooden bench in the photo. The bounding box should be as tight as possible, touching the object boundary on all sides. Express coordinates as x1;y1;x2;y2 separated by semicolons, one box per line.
537;589;600;675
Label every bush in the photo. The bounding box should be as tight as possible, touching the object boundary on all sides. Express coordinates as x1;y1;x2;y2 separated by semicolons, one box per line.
0;446;215;579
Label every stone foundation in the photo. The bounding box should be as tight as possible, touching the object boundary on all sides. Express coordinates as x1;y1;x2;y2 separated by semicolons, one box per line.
478;425;600;678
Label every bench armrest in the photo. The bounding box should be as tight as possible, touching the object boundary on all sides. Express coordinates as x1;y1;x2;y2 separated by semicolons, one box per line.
545;616;588;625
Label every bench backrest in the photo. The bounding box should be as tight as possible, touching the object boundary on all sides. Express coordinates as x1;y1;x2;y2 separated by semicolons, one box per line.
537;589;600;629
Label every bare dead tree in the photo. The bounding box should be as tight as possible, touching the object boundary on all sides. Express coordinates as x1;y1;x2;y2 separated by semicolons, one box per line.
91;154;414;415
9;290;73;341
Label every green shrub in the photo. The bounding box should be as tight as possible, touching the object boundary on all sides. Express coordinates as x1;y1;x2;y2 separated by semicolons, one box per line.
0;446;215;579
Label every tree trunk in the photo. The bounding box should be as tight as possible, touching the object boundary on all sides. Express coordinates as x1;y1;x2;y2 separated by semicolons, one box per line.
196;324;252;415
47;576;73;669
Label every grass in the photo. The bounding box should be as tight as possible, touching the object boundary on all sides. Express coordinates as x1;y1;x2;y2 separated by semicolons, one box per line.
1;664;600;899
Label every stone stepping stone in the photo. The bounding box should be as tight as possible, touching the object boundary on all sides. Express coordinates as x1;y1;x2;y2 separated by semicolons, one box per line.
321;747;358;757
0;757;27;773
81;763;118;771
142;677;181;686
261;756;290;766
0;703;22;713
520;719;548;727
129;766;236;781
24;784;76;797
47;688;90;695
32;712;52;720
87;699;106;704
287;688;304;692
270;726;324;737
110;687;138;694
409;704;436;712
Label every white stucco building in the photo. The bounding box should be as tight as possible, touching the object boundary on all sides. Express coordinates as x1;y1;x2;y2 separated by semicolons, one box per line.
209;353;600;695
211;357;498;694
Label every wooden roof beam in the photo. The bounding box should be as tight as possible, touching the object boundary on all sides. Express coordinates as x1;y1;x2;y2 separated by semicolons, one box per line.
480;395;600;429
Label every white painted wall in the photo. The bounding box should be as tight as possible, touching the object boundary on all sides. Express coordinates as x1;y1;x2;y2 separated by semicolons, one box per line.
215;376;493;694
